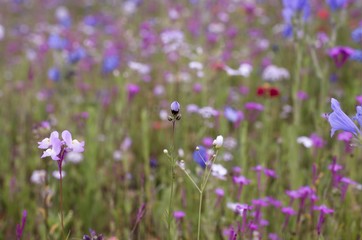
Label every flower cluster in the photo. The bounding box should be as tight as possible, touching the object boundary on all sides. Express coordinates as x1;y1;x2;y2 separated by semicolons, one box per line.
38;130;85;161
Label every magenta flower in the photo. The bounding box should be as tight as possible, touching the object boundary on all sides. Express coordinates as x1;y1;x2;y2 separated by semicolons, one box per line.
16;210;27;240
328;46;354;68
314;205;334;235
173;210;186;220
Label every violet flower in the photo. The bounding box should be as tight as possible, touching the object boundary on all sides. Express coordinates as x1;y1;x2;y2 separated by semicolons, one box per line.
328;47;354;68
16;210;27;240
281;206;296;229
326;98;360;137
233;175;251;201
314;205;334;235
214;188;225;208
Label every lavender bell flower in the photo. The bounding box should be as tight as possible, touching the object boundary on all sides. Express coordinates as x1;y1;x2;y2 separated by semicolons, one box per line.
327;98;360;137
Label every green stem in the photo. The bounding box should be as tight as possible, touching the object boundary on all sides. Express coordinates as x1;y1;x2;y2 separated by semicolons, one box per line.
168;164;174;238
181;169;201;193
59;165;65;237
197;192;203;240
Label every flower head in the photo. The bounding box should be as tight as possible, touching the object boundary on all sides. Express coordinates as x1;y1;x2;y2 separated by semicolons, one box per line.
328;46;353;68
213;135;224;149
170;101;181;115
327;98;360;137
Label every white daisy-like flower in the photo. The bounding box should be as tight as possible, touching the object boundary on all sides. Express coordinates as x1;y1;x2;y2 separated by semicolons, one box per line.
211;164;227;180
224;63;253;77
297;136;313;148
262;65;290;82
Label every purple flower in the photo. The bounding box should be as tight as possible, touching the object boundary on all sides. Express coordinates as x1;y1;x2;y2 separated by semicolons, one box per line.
327;98;360;137
328;46;354;68
310;133;325;148
314;205;334;235
356;95;362;105
127;84;140;101
170;101;181;115
244;102;264;111
173;210;185;220
297;90;308;100
16;210;27;240
215;188;225;197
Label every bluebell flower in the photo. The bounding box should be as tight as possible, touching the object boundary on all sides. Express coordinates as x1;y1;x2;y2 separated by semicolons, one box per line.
102;55;119;74
326;0;346;12
350;50;362;62
351;27;362;43
48;67;61;82
48;34;67;50
353;106;362;129
327;98;360;137
193;146;207;169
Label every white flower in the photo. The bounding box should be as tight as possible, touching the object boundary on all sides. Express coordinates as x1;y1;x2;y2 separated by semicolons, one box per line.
213;135;224;148
224;63;253;77
262;65;290;82
52;170;66;179
65;151;83;164
226;202;249;215
128;61;151;75
30;170;46;185
297;136;313;148
211;164;227;180
189;61;203;70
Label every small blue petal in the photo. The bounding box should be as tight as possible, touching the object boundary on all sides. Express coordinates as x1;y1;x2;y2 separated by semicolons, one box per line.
193;146;207;169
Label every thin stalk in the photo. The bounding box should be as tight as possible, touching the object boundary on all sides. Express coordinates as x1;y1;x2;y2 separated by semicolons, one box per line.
197;151;218;240
58;161;65;237
197;192;203;240
168;119;176;238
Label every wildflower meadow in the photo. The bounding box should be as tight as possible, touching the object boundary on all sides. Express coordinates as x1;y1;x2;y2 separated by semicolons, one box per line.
1;0;362;239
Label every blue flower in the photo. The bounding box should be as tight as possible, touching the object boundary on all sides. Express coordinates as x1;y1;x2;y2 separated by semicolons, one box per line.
48;34;67;50
281;0;310;38
327;98;360;137
350;50;362;62
224;107;239;123
68;48;86;64
326;0;346;12
353;106;362;129
48;67;61;82
193;146;207;169
351;27;362;43
102;55;119;74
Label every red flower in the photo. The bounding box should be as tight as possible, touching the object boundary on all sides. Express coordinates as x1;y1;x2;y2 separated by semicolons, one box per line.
317;9;329;20
256;84;280;98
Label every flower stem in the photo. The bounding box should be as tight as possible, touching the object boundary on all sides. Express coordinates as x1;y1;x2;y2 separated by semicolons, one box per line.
197;191;203;240
58;160;65;237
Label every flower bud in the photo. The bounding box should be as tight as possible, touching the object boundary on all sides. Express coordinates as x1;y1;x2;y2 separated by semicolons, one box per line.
213;135;224;149
170;101;181;115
